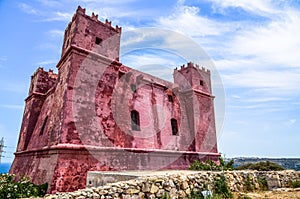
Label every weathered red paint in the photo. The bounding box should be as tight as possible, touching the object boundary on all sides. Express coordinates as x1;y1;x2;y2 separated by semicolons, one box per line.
10;6;219;193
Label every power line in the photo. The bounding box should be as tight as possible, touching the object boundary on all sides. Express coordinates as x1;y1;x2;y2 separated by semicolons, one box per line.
0;137;5;164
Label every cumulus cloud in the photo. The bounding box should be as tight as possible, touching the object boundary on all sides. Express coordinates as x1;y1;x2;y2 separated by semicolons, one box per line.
157;3;235;37
18;3;39;15
208;0;283;16
230;10;300;68
42;11;73;22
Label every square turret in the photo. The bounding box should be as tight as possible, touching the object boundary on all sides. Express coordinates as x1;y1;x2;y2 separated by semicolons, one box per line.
61;6;121;60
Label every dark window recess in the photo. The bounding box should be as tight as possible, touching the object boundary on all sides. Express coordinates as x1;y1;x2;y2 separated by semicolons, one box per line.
95;37;102;45
130;84;136;92
131;110;140;131
200;80;204;86
171;118;178;136
40;116;48;136
118;72;125;79
168;95;173;102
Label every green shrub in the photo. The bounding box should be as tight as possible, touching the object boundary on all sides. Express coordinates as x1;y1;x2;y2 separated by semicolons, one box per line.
258;177;268;191
289;180;300;188
244;176;254;192
236;161;284;171
189;157;234;171
213;174;233;198
0;173;48;199
188;190;205;199
162;192;170;199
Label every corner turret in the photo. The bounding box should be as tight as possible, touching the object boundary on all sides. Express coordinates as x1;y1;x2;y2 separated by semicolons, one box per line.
28;67;58;96
61;6;121;60
173;62;212;94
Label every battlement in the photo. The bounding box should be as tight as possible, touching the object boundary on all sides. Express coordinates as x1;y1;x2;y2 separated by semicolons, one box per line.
61;6;121;60
31;67;58;79
175;62;210;74
29;67;58;95
74;6;122;33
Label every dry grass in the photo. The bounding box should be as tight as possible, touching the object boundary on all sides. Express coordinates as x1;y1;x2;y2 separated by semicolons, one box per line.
233;188;300;199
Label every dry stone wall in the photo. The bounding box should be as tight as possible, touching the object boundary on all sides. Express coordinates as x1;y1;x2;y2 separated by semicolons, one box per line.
45;170;300;199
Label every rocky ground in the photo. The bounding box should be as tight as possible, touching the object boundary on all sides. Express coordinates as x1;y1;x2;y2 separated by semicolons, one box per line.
24;189;300;199
234;188;300;199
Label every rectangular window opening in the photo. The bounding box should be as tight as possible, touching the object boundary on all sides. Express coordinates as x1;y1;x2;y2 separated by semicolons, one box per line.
118;72;125;79
200;80;204;86
131;110;140;131
168;95;173;102
171;119;178;136
95;37;103;45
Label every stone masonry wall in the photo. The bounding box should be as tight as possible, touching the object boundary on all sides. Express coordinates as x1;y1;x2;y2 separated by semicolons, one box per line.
45;170;300;199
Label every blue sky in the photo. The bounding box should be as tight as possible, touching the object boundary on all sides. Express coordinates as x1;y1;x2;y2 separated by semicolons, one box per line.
0;0;300;163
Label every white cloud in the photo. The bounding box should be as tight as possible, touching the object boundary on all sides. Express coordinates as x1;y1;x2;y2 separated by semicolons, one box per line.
48;29;64;38
208;0;283;16
18;3;39;15
242;97;290;103
36;0;61;7
284;119;297;126
18;2;72;22
121;53;184;81
78;0;137;4
0;56;7;68
36;60;57;66
230;10;300;68
42;11;73;22
157;3;234;37
222;69;300;94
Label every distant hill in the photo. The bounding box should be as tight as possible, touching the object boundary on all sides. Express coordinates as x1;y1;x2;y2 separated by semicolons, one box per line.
0;163;11;173
230;157;300;171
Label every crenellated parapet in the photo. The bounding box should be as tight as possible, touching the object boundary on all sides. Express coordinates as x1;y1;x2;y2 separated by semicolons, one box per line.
174;62;213;94
75;6;122;33
29;67;58;96
61;6;121;60
176;62;210;74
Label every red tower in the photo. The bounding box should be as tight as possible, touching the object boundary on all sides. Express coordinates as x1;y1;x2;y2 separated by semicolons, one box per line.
10;6;219;193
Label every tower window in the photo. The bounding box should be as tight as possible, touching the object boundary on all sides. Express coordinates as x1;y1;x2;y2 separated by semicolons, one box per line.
95;37;102;45
118;71;125;79
168;95;173;102
200;80;204;86
131;110;140;131
171;118;178;136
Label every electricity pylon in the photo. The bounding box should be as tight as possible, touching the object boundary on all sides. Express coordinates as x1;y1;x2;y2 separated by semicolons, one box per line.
0;137;4;164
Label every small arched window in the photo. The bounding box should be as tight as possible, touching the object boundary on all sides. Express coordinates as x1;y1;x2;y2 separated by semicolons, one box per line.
131;110;140;131
171;118;178;136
